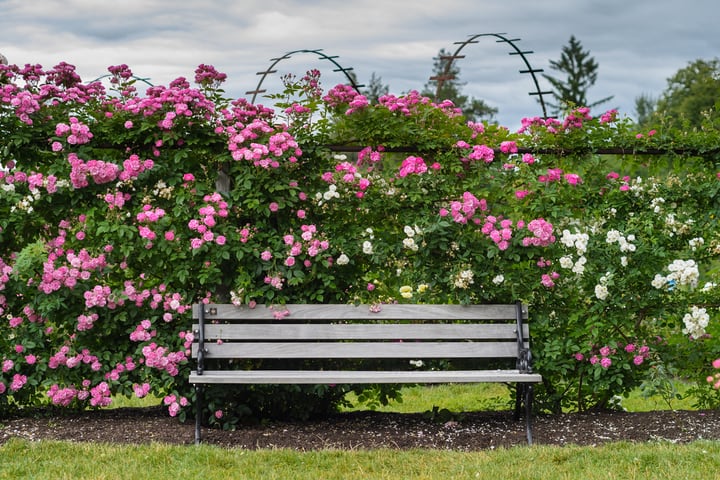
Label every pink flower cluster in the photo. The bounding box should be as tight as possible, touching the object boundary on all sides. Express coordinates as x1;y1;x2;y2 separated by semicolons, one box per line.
517;116;563;134
522;218;556;247
90;381;112;407
440;191;488;224
606;171;632;191
456;142;494;163
188;193;228;249
322;84;369;114
68;153;119;188
708;359;720;389
38;248;108;294
55;117;93;145
48;346;102;371
323;160;371;197
130;319;156;342
194;64;227;87
562;107;592;130
398;156;435;178
76;312;99;331
272;224;331;270
163;393;189;417
105;356;137;382
142;342;186;377
119;154;154;181
227;119;301;168
8;90;41;125
377;90;436;116
481;216;515;251
357;146;384;166
575;343;651;370
84;284;117;309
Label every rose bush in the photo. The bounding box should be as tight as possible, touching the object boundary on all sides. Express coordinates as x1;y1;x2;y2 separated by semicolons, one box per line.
0;62;718;428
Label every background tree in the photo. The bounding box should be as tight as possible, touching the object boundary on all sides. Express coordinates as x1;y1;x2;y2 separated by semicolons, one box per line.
543;35;613;115
634;93;657;126
362;72;389;104
422;48;498;122
638;58;720;129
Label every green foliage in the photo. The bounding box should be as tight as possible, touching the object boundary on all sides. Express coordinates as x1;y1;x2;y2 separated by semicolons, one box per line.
647;58;720;129
0;61;719;428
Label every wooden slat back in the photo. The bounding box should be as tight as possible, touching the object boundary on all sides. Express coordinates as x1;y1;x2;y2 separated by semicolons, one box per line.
191;303;531;361
193;303;528;322
193;341;518;359
192;323;529;341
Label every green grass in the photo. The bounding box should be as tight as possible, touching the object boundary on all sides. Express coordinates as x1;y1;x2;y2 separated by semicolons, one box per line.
344;381;698;414
1;383;714;480
2;438;719;480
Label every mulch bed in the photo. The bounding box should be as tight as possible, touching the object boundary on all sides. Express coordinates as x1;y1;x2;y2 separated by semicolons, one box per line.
2;406;720;450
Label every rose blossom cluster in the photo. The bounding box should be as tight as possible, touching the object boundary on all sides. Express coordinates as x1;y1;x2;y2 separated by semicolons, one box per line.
226;118;301;168
38;248;108;294
320;156;371;197
575;342;651;369
439;191;488;224
188;193;229;249
142;342;186;377
55;117;93;145
455;141;494;163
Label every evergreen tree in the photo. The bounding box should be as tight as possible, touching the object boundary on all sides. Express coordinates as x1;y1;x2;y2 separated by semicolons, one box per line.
422;48;497;122
362;72;389;104
543;35;613;115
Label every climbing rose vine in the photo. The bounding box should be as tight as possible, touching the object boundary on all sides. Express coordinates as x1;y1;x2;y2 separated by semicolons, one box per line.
0;62;719;426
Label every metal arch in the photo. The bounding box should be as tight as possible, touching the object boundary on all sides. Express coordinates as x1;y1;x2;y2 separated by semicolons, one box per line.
246;49;363;104
90;74;154;88
433;33;553;119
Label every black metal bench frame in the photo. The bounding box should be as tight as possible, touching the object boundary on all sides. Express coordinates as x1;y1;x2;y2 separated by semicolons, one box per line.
190;301;542;445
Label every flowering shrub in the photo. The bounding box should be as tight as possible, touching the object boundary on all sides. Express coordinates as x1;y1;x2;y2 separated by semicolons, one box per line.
0;62;719;427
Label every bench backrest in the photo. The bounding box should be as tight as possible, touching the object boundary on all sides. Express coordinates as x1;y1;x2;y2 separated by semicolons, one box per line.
192;303;530;365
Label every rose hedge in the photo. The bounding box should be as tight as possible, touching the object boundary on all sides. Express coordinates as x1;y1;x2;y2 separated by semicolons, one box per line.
0;63;719;427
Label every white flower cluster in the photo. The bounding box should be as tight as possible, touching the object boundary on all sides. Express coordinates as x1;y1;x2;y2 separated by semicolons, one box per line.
336;253;350;265
560;229;589;255
11;191;40;214
453;269;474;289
402;225;422;251
667;259;700;288
650;197;665;213
594;273;612;300
362;228;374;255
559;255;587;275
316;184;340;204
689;237;704;251
664;213;695;236
682;305;710;339
492;274;505;285
559;229;589;275
652;259;700;290
606;229;636;252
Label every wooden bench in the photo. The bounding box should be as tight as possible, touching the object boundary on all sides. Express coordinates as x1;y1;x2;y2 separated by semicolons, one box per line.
190;302;542;445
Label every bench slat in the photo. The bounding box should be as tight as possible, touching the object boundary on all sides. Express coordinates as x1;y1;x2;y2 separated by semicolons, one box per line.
194;303;528;321
193;323;528;340
195;341;519;359
190;369;543;384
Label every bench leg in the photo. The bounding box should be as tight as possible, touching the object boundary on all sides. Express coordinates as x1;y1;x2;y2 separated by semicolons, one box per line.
524;384;534;446
194;384;203;445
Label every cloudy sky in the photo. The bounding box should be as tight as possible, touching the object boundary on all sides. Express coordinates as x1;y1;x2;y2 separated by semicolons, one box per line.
1;0;717;128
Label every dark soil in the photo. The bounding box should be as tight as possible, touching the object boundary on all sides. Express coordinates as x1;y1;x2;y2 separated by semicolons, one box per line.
2;406;720;450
